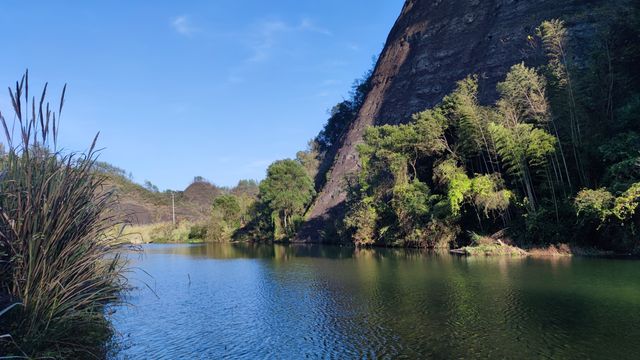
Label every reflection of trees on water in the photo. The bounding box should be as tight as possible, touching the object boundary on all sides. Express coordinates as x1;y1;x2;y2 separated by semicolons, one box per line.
305;251;636;358
142;243;640;358
150;243;468;262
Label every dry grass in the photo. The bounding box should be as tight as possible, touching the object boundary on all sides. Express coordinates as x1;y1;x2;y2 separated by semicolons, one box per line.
118;221;202;244
527;243;573;257
455;235;615;257
0;72;132;358
527;243;614;257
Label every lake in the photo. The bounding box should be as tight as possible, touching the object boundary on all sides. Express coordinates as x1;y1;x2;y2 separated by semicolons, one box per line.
110;243;640;359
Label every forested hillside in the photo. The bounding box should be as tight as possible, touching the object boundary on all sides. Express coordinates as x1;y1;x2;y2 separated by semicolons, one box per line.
300;0;636;244
338;15;640;251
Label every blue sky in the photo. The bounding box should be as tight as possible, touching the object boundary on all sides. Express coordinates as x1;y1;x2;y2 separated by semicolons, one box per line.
0;0;404;190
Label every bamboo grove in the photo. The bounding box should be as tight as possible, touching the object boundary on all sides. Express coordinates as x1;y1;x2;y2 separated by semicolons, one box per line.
341;16;640;252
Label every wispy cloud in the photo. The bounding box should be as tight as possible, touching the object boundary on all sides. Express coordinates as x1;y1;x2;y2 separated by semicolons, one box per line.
298;18;332;36
247;20;289;63
346;42;361;51
246;18;332;63
171;15;197;36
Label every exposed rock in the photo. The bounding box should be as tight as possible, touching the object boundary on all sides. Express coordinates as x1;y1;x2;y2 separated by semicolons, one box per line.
298;0;624;242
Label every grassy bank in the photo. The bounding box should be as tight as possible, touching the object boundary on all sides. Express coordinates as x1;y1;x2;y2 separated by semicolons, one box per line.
450;231;619;257
453;243;617;257
119;222;205;244
0;74;131;358
454;244;528;257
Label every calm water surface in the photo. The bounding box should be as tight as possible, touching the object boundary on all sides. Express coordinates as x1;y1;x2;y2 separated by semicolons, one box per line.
111;243;640;359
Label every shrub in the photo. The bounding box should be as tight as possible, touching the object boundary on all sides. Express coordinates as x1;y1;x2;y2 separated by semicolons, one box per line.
148;222;193;243
575;188;615;221
189;224;208;240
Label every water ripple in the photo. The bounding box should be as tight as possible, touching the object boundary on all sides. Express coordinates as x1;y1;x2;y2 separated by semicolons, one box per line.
110;244;640;359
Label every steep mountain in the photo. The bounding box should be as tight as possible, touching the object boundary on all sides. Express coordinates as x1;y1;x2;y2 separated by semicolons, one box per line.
299;0;628;242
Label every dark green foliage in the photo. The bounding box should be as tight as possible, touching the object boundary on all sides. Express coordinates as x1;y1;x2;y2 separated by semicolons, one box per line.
313;69;375;190
316;101;357;154
206;195;242;242
232;200;276;242
189;224;208;240
232;159;315;243
213;195;243;227
341;10;640;250
315;69;373;154
343;99;493;248
204;181;260;242
258;159;316;240
575;185;640;250
344;70;538;248
598;131;640;193
575;188;616;222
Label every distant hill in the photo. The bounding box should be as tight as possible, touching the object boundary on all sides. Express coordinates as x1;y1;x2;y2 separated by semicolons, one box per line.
96;163;223;225
183;180;223;211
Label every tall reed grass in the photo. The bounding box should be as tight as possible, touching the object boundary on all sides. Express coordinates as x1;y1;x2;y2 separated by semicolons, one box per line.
0;72;130;358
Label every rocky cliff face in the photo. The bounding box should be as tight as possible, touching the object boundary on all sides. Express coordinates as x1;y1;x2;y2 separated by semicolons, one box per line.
298;0;616;242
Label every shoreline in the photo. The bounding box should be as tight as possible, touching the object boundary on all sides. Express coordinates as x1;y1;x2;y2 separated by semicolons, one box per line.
450;243;637;258
128;240;638;259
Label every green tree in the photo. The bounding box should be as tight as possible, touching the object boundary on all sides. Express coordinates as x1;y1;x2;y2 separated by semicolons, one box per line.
213;195;242;227
537;20;586;184
441;76;495;172
575;182;640;249
489;63;558;212
343;195;378;246
206;194;243;242
259;159;316;239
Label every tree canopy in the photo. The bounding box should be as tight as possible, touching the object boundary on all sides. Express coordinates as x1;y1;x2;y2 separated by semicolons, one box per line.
258;159;316;240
